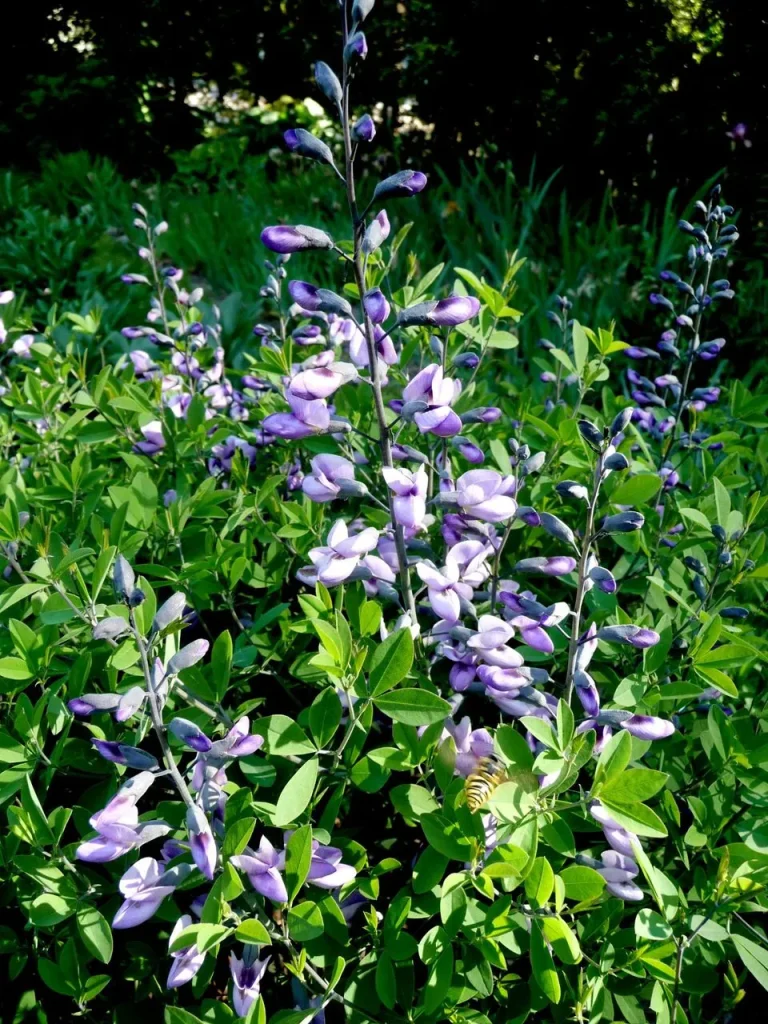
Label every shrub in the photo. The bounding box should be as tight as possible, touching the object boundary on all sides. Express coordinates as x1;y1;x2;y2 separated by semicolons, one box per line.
1;3;767;1023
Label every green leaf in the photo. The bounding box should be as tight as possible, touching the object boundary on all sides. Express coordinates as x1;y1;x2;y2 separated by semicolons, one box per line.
601;768;668;803
540;916;581;964
313;620;344;667
308;688;342;748
287;901;324;942
423;945;454;1014
0;656;34;684
732;933;768;991
520;716;557;749
525;857;555;907
251;716;315;756
368;627;414;695
495;725;534;769
273;759;318;827
375;951;397;1009
165;1009;206;1024
76;906;113;964
21;773;54;845
284;824;313;904
594;729;632;787
0;583;48;615
572;321;589;375
421;812;473;861
634;909;673;942
530;921;561;1002
210;630;232;702
374;688;451;726
694;665;738;698
487;330;519;350
222;817;256;859
559;865;606;902
601;797;668;838
612;475;662;505
713;477;731;528
234;919;272;945
490;438;512;476
679;507;712;531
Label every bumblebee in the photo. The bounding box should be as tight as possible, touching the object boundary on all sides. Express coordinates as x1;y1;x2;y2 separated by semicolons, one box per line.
464;755;508;812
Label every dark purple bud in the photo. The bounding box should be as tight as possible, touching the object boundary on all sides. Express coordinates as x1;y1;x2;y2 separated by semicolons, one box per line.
610;408;633;438
556;480;589;502
169;717;212;752
460;407;501;424
604;452;629;471
68;692;122;716
92;739;158;770
649;293;674;311
284;128;335;168
373;170;428;200
602;511;644;533
588;565;617;594
515;506;541;527
578;419;603;450
363;288;390;324
288;281;352;317
314;62;342;107
345;31;368;61
260;225;334;255
352;114;376;142
397;295;480;328
129;588;145;608
720;606;749;620
453;352;480;369
253;324;271;337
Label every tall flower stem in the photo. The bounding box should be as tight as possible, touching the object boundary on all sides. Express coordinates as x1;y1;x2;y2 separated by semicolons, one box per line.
130;610;196;811
564;460;603;704
339;10;418;629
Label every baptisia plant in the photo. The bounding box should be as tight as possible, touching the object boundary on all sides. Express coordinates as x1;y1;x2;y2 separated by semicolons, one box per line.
9;3;765;1023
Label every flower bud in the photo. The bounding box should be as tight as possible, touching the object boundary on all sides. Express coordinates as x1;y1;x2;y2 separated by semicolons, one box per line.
167;639;210;675
578;419;603;450
314;61;342;108
601;511;644;533
113;554;136;601
288;281;352;317
373;170;427;200
595;624;660;648
556;480;589;502
284;128;335;167
93;616;130;641
344;31;368;62
452;352;480;369
683;556;706;574
362;210;390;254
92;739;158;770
129;588;146;608
397;296;480;328
362;287;390;325
515;506;541;527
603;452;629;471
460;407;501;424
169;717;212;752
520;451;546;476
152;592;187;634
720;606;748;619
261;225;334;255
336;479;370;498
692;575;708;601
352;114;376;143
588;565;617;594
610;407;633;438
539;512;576;546
352;0;375;24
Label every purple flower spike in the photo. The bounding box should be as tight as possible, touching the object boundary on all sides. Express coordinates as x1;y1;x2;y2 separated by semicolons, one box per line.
260;225;334;254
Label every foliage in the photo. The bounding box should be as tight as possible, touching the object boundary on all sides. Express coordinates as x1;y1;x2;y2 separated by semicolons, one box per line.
1;3;768;1023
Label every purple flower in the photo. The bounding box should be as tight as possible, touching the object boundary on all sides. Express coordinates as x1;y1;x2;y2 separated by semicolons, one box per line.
77;774;170;863
382;465;428;529
232;837;288;902
373;170;428;200
398;296;481;328
262;392;331;440
169;717;213;752
292;324;324;345
91;740;158;770
352;113;376;142
209;435;258;475
167;914;205;988
289;358;358;400
283;128;335;167
454;469;517;522
513;556;577;576
113;857;187;929
726;123;751;147
261;225;334;254
453;438;484;464
230;950;271;1019
574;670;600;717
363;287;390;324
442;716;494;777
303;454;357;503
402;363;463;436
345;30;368;60
620;714;676;741
134;419;165;457
505;601;569;655
187;805;217;880
467;614;523;668
300;519;379;586
307;840;357;890
416;542;491;622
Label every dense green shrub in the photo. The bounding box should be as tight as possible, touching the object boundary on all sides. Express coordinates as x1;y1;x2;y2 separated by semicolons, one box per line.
1;4;768;1024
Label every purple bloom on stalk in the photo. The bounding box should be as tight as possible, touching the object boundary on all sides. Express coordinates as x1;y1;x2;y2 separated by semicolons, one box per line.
442;716;494;777
513;556;578;576
398;296;481;328
134;420;165;457
402;363;463;437
300;519;379;586
382;465;428;529
594;624;660;649
362;210;391;255
187;805;217;880
454;469;517;523
505;601;569;655
230;950;271;1019
112;857;187;929
352;113;376;142
307;840;358;889
289;357;358;400
167;914;205;988
621;714;676;741
262;392;331;440
303;454;357;503
373;169;428;200
363;287;390;324
231;836;288;902
260;224;334;254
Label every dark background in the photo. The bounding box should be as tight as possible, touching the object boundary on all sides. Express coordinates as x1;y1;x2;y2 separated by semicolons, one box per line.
3;0;764;203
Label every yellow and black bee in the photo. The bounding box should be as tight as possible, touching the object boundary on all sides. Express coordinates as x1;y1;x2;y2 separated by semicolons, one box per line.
464;755;508;812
